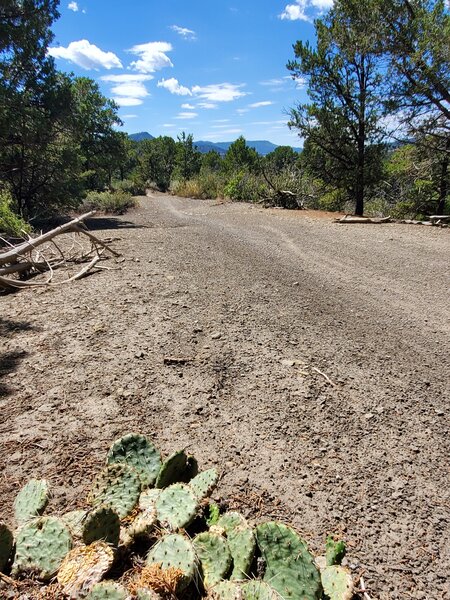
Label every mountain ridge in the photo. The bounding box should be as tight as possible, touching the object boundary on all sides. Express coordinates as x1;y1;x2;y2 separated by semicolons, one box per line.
128;132;301;156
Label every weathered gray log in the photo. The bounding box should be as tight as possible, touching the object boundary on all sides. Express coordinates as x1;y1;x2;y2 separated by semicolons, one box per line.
0;211;96;266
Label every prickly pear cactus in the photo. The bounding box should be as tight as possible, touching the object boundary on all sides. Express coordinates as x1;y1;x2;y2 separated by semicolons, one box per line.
256;522;322;600
85;581;130;599
325;536;346;566
208;580;240;600
216;511;246;533
120;507;157;546
88;463;141;518
61;510;87;540
146;533;197;591
189;468;219;500
139;488;161;511
12;516;72;580
155;450;197;488
0;522;13;573
14;479;49;526
82;506;120;546
321;565;354;600
156;483;198;530
193;532;231;588
243;580;281;600
57;541;115;598
227;525;256;580
107;434;162;488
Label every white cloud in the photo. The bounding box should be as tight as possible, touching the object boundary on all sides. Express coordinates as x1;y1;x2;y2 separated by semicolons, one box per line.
279;0;333;21
236;108;250;114
192;83;246;102
175;112;198;119
170;25;196;40
111;81;149;98
129;41;173;73
163;123;175;127
181;103;195;109
122;114;138;119
248;101;274;108
113;97;143;106
68;2;78;11
48;39;122;70
311;0;334;9
197;102;218;109
100;74;153;83
260;78;285;86
157;77;192;96
213;119;230;123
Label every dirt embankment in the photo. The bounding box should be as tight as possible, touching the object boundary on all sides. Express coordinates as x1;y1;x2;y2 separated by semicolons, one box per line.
1;194;449;599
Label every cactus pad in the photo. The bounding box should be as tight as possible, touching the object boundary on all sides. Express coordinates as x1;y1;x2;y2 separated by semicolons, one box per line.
209;581;281;600
227;525;256;580
155;450;197;488
156;483;198;530
107;434;162;488
14;479;49;526
193;531;231;588
0;522;13;573
189;468;219;500
139;488;161;511
256;522;322;600
325;536;346;566
82;506;120;546
321;565;354;600
216;511;246;533
12;516;72;580
61;510;87;540
88;463;141;518
146;533;197;591
85;582;130;599
243;581;281;600
121;507;157;546
57;541;115;598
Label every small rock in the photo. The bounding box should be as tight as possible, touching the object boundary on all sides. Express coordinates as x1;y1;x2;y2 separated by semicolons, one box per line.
293;281;299;286
211;332;222;340
281;359;295;367
364;413;374;420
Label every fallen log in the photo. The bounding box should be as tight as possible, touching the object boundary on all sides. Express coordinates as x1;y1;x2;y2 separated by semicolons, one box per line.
335;215;391;224
0;211;120;290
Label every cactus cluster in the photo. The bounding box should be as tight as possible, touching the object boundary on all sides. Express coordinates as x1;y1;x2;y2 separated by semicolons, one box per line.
0;433;354;599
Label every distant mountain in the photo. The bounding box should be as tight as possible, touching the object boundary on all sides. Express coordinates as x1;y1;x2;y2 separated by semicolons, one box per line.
128;132;301;155
129;132;154;142
194;141;227;156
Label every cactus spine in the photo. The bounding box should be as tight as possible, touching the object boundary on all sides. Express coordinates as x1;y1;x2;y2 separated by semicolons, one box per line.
107;433;162;488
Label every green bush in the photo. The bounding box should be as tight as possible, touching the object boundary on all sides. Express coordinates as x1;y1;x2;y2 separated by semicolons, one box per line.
170;171;226;199
80;190;137;215
223;171;267;202
110;179;145;196
0;190;31;238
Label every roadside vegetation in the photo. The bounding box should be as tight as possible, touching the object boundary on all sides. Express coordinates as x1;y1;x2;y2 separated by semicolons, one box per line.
0;0;448;239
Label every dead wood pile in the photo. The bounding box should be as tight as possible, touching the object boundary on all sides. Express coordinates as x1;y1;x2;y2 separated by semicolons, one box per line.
0;211;120;290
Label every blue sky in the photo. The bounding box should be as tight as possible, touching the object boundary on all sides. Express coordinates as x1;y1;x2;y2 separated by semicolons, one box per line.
49;1;333;146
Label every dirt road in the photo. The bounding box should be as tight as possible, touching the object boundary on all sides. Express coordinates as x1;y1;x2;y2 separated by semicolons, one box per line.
1;194;449;599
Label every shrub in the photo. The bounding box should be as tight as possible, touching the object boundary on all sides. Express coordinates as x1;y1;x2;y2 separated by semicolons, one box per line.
80;190;137;215
110;179;145;196
223;171;267;203
0;190;31;238
170;171;226;200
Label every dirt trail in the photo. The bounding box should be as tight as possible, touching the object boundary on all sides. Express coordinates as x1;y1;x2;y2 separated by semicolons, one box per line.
1;194;449;599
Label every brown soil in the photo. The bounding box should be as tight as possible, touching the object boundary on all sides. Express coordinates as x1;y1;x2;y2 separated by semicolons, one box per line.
1;194;449;599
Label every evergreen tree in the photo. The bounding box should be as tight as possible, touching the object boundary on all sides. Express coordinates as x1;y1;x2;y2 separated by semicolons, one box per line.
287;0;386;215
174;132;201;181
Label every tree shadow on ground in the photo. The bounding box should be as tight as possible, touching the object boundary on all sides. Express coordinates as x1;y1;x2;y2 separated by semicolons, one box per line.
32;215;149;232
0;318;35;338
0;350;28;398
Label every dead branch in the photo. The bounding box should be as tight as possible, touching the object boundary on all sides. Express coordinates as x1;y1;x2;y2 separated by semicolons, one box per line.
0;211;120;290
0;211;96;266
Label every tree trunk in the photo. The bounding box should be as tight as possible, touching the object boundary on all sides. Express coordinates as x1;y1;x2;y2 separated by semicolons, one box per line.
437;138;450;215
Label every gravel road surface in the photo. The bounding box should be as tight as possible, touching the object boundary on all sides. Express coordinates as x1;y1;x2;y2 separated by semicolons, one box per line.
1;194;449;599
